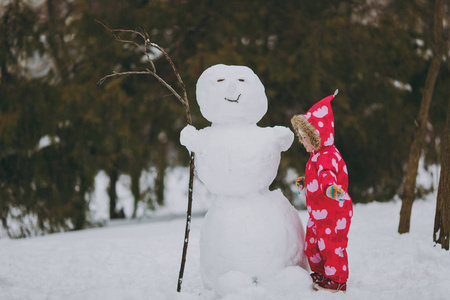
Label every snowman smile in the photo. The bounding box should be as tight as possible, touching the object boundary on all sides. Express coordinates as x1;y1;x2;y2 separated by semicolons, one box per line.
224;94;241;103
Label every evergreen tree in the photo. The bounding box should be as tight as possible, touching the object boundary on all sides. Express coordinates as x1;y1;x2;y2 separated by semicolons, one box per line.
1;0;448;237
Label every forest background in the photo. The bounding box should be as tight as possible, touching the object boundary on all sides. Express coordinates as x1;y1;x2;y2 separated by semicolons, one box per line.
0;0;449;238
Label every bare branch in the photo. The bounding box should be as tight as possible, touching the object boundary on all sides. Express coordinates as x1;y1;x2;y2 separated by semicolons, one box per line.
95;20;145;40
95;20;156;72
96;20;191;124
96;20;195;292
97;69;185;106
145;69;186;106
150;42;186;91
147;41;191;123
97;71;150;86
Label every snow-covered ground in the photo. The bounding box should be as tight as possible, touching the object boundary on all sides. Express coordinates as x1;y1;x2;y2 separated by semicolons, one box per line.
0;182;448;299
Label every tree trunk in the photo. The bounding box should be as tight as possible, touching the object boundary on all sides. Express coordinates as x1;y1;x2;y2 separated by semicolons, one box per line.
155;131;168;206
398;0;444;234
73;176;87;230
433;97;450;250
107;169;119;219
130;163;141;219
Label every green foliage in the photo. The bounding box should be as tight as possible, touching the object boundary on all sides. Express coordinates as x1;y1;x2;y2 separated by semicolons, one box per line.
0;0;448;236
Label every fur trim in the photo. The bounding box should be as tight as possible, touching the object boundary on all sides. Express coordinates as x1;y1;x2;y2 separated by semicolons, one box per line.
290;115;321;150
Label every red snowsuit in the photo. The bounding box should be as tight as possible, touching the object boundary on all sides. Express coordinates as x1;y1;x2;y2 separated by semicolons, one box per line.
301;94;353;283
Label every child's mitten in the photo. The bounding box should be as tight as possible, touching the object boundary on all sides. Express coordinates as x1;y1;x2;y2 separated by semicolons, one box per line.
295;176;306;193
326;185;346;202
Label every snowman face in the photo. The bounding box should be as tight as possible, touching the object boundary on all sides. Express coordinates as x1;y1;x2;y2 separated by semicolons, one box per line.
196;64;268;124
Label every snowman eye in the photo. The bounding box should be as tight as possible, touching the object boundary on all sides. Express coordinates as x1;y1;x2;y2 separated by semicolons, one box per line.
238;79;245;82
217;79;225;82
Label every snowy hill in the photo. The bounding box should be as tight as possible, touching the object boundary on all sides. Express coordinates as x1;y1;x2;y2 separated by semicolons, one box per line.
0;192;448;300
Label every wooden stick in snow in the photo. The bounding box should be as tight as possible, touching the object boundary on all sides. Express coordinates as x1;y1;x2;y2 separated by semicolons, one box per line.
95;20;195;292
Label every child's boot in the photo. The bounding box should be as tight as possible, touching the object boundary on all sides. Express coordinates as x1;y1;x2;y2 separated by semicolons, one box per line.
313;278;347;293
310;272;325;284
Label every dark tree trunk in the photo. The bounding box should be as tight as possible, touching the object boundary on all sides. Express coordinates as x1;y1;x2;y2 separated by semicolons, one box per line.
73;176;87;230
130;163;141;219
398;0;445;234
155;132;168;206
108;169;119;219
433;97;450;250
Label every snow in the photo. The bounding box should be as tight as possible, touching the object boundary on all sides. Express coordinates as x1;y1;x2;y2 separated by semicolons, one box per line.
0;190;448;299
37;135;60;150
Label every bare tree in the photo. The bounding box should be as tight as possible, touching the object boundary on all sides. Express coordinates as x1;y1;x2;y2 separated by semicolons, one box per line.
433;97;450;250
398;0;445;234
96;21;196;292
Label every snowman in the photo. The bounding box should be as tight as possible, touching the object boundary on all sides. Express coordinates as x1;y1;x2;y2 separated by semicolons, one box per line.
180;64;308;295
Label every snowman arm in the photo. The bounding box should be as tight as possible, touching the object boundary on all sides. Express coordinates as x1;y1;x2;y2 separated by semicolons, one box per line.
180;124;199;152
273;126;294;152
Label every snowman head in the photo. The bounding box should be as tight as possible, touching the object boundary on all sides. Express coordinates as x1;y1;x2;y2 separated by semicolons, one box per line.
196;64;268;125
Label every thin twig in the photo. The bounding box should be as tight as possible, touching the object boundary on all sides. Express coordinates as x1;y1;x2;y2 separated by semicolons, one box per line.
97;71;150;85
148;42;191;123
95;22;186;106
150;42;184;87
96;21;196;292
145;68;186;106
95;20;156;73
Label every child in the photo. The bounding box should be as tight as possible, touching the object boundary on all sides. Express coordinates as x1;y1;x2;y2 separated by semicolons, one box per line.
291;90;353;293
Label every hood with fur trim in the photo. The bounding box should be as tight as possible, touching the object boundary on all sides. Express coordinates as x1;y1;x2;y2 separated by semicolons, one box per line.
291;91;337;151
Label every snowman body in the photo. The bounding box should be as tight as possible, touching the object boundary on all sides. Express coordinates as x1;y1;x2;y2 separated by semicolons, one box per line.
180;64;307;291
190;125;284;196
